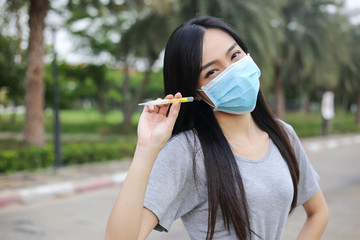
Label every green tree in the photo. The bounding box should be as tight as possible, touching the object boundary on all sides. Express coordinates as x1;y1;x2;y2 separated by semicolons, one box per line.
119;0;284;131
64;0;284;132
339;24;360;125
65;0;174;133
43;62;114;111
22;0;49;147
63;1;127;119
271;0;346;118
1;1;27;122
0;34;26;121
4;0;49;146
118;12;174;133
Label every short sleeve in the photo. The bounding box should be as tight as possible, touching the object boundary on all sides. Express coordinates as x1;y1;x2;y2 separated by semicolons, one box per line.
281;121;320;206
144;132;201;232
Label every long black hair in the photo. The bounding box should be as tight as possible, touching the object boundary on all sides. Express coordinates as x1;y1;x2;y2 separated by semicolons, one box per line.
163;16;299;240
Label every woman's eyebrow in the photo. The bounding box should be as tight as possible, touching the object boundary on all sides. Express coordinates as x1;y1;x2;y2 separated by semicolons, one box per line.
227;42;238;53
201;60;216;71
201;42;238;71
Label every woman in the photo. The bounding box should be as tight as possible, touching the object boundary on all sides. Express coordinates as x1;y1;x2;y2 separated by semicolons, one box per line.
106;16;329;240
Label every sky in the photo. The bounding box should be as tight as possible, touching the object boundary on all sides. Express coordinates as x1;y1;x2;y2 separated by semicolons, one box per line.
347;0;360;9
346;0;360;23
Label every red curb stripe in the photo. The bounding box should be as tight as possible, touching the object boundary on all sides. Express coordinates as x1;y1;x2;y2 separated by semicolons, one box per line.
74;178;114;193
303;135;360;153
0;192;21;207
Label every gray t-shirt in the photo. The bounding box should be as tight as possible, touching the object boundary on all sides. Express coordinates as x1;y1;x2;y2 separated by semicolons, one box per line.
144;122;319;240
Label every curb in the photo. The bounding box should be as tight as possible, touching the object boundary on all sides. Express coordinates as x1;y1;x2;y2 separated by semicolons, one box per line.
0;172;127;208
302;135;360;152
1;134;360;208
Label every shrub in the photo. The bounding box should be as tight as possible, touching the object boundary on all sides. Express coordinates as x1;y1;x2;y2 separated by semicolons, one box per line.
0;141;136;173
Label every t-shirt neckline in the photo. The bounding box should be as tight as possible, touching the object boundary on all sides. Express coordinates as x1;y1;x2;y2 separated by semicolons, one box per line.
234;139;273;163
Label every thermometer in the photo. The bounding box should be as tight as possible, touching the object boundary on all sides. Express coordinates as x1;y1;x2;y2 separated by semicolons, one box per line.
138;97;194;106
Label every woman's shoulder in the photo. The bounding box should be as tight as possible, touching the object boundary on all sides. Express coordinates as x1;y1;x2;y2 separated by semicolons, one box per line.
158;129;201;161
166;129;201;150
276;119;303;146
152;129;205;182
276;119;307;155
276;119;294;131
276;119;297;138
160;129;205;174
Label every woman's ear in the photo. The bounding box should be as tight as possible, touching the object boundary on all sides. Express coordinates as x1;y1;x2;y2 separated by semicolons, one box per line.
194;92;203;101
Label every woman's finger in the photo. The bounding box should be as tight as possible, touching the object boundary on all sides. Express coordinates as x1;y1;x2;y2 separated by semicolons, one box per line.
164;94;174;100
158;94;173;116
166;101;181;128
154;98;162;113
165;92;182;126
144;103;155;112
174;92;182;99
145;99;163;113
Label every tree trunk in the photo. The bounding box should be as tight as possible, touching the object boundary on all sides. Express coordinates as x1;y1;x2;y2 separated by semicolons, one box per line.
120;59;132;134
23;0;48;147
120;60;155;134
10;99;19;123
300;89;310;115
131;60;155;114
98;96;107;117
356;93;360;126
274;61;285;119
15;7;24;63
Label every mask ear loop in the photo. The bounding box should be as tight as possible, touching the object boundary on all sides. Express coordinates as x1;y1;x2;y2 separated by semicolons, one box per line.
195;89;215;108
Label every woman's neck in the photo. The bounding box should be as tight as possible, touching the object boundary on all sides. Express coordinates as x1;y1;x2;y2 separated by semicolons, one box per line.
214;111;261;142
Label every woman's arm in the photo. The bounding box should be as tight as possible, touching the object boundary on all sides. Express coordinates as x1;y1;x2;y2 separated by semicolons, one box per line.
297;187;329;240
105;93;182;240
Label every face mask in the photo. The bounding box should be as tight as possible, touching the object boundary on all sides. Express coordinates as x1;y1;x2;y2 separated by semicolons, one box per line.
197;54;261;114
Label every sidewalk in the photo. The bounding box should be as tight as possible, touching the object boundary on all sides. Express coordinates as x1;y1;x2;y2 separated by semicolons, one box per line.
0;160;131;207
1;133;360;208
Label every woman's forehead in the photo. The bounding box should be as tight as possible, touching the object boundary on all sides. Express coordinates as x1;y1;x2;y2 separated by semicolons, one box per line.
201;28;238;62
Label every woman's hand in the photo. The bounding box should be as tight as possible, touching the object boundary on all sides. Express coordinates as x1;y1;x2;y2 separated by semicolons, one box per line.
137;92;182;151
106;93;182;240
297;188;329;240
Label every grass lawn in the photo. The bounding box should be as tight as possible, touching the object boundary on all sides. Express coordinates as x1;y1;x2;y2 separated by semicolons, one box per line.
0;109;141;135
0;108;359;172
0;108;359;139
284;109;360;138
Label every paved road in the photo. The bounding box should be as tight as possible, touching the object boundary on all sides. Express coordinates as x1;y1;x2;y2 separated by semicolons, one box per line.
0;143;359;240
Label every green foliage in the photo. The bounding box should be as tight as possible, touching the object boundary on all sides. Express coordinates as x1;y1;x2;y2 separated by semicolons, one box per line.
1;0;360;139
0;141;136;173
0;109;126;134
285;109;360;137
145;70;165;99
41;61;164;123
43;62;128;112
62;141;135;165
338;24;360;105
1;107;359;173
0;146;54;172
0;34;26;105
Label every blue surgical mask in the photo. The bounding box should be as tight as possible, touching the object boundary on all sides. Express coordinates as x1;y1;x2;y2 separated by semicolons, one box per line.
197;54;261;114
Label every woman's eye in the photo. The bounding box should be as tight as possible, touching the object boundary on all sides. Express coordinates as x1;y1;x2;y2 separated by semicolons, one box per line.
231;51;241;60
205;69;217;79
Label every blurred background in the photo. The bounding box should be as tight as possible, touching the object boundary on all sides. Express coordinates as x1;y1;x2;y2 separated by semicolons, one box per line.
0;0;359;169
0;0;360;239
